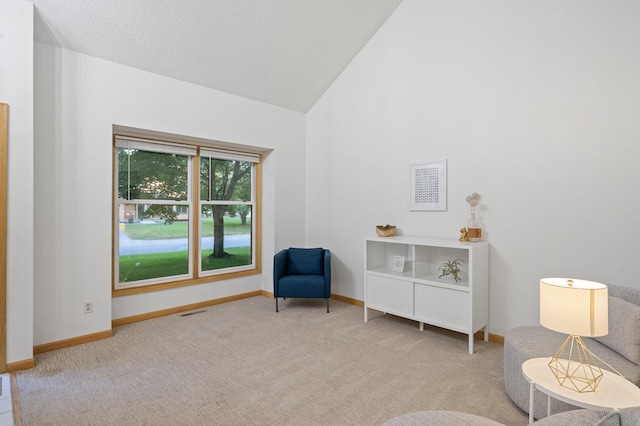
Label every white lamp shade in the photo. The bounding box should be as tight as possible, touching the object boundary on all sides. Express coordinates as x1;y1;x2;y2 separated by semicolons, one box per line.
540;278;608;337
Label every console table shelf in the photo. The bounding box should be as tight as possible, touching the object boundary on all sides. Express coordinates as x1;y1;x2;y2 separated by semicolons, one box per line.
364;236;489;354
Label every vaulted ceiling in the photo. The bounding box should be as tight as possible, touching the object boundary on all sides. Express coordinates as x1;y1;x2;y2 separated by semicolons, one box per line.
28;0;403;112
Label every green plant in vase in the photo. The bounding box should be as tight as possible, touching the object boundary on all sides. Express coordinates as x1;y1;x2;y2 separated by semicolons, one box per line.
438;259;464;282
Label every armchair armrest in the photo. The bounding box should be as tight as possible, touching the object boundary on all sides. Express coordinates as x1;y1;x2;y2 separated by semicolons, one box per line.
273;249;288;295
323;249;332;296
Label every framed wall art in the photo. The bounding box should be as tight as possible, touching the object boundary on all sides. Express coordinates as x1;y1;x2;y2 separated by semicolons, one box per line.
410;159;447;211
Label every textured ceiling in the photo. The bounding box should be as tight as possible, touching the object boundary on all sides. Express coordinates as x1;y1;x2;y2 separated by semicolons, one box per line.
28;0;403;112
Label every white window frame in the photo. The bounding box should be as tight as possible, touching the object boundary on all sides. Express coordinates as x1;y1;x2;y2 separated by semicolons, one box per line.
198;150;257;276
114;138;195;289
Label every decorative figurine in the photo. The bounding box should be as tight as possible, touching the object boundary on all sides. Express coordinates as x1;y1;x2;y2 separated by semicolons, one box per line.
459;227;469;242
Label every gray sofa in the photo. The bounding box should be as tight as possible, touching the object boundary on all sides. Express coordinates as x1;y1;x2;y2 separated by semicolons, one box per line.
382;408;640;425
534;408;640;425
504;283;640;420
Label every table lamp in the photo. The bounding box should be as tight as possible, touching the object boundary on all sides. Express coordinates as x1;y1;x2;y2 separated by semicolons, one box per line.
539;278;608;393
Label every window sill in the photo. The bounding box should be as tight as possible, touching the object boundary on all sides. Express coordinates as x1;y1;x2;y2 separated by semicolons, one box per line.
112;268;261;297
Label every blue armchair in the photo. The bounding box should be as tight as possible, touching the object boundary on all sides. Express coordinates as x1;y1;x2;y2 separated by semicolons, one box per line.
273;247;331;313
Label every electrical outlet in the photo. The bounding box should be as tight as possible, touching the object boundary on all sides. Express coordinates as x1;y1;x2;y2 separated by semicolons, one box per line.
83;300;93;314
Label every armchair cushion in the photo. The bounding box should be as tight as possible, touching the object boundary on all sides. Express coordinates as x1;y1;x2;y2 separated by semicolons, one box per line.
278;275;328;298
287;247;324;275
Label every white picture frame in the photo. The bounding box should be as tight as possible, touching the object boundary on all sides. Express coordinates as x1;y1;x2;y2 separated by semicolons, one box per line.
410;159;447;211
392;256;405;272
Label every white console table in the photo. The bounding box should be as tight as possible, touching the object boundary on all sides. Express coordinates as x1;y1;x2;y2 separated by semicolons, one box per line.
364;236;489;354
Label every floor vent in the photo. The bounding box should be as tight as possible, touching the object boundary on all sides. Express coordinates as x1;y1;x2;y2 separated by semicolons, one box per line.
180;310;207;317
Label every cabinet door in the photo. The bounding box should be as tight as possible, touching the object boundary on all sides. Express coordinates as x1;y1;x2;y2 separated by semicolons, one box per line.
366;274;413;317
414;284;469;332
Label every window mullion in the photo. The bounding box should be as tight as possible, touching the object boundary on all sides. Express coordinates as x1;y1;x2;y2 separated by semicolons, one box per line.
191;153;199;279
127;150;130;201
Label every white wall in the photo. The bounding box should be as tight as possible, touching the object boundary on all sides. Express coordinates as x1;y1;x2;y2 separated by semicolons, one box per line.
33;43;306;346
306;0;640;335
13;0;640;357
0;0;35;364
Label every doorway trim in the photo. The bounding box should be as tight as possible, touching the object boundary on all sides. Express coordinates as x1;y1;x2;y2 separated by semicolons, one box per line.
1;102;8;373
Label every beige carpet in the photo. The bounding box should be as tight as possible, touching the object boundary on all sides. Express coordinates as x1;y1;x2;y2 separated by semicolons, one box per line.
16;296;528;425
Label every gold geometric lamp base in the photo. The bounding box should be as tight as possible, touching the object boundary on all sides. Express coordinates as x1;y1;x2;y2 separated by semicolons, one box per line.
548;335;604;393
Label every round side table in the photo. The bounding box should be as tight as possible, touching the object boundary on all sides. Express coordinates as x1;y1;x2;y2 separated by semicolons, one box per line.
522;357;640;424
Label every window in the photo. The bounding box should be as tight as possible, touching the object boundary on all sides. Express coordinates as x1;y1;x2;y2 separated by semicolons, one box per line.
114;136;260;292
